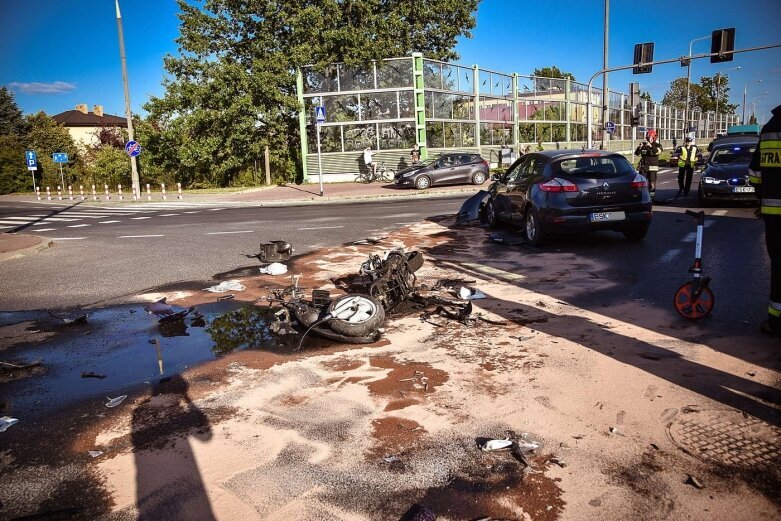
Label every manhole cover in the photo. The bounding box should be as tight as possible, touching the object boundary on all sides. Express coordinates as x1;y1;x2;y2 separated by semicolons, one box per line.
667;409;780;468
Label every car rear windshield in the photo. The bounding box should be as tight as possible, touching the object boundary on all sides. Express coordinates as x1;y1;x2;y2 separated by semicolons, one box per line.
553;155;634;179
710;145;756;165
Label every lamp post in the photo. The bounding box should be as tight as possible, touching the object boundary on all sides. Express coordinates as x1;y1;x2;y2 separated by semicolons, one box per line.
743;79;763;124
684;35;710;136
751;94;768;124
714;66;741;136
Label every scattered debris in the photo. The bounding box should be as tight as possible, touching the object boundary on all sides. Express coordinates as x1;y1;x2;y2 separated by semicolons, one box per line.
686;474;705;489
747;371;756;377
550;457;567;468
458;286;486;300
488;231;527;246
217;294;235;301
143;298;195;324
383;455;401;463
105;395;127;408
0;359;43;370
455;189;490;225
0;416;19;433
259;241;293;262
46;309;87;325
81;372;106;379
204;280;245;293
650;443;660;451
399;504;436;521
361;249;423;311
430;278;476;291
259;262;288;275
480;439;514;451
609;426;619;434
352;236;386;245
87;450;103;458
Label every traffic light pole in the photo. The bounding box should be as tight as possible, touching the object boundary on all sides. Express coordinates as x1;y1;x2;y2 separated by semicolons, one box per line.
586;42;781;149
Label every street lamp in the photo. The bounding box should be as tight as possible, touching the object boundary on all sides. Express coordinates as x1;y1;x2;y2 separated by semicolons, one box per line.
714;66;740;136
751;93;768;124
743;79;763;124
684;35;710;136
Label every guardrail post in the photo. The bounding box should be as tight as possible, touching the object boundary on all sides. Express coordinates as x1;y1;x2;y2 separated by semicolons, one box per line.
57;185;62;200
146;183;151;201
161;183;167;200
36;187;41;201
177;182;183;200
68;185;73;201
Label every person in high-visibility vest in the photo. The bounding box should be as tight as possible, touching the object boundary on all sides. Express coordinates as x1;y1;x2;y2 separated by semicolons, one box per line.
749;104;781;336
677;136;699;196
635;129;662;200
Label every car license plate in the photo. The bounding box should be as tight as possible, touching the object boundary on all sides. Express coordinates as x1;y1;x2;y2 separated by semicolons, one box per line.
590;211;626;222
733;186;754;193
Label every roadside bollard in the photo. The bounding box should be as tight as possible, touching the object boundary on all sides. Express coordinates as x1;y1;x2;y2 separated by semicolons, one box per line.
146;183;151;201
57;186;62;200
79;185;85;200
131;184;137;201
68;185;73;201
46;186;51;200
92;184;98;201
36;187;41;201
177;182;182;200
161;183;167;200
104;184;111;200
118;184;124;201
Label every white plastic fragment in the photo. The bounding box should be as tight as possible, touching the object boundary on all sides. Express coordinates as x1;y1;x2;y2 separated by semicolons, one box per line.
259;263;288;275
106;395;127;408
0;416;19;433
204;280;245;293
88;451;104;458
480;439;513;451
459;286;486;300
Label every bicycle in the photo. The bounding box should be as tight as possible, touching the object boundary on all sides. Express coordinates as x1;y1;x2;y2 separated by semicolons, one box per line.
356;162;396;183
673;210;714;320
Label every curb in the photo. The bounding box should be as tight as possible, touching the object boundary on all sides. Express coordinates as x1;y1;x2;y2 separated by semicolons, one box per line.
0;237;54;262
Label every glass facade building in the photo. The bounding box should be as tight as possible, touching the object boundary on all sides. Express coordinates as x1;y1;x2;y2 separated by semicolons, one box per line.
297;54;739;181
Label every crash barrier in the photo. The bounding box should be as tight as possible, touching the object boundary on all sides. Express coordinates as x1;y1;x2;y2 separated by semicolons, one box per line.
39;184;185;202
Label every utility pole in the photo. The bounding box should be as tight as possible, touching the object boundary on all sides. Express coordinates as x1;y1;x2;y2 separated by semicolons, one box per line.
685;35;710;138
115;0;140;195
601;0;609;149
743;79;762;124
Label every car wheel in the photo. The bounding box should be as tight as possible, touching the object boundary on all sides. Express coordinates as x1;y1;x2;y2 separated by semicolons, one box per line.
472;171;486;185
623;225;649;241
485;201;499;228
415;175;431;190
327;294;385;337
524;207;545;246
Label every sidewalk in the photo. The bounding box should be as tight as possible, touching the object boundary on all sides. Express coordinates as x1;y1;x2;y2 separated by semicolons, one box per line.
0;233;52;261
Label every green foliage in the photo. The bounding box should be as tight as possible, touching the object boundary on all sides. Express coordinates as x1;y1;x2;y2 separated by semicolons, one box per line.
143;0;478;187
532;66;576;81
640;91;653;101
661;75;737;115
0;134;30;193
24;112;79;190
82;146;131;189
0;88;26;137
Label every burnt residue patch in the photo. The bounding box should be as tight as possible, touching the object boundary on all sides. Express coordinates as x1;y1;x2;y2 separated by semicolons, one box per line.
606;451;676;518
367;416;427;460
320;357;366;372
366;356;449;411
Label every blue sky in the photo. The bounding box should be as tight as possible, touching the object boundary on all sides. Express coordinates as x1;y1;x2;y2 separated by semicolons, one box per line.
2;0;780;121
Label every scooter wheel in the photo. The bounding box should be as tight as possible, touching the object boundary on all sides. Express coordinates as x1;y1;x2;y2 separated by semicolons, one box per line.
673;281;714;320
327;294;385;337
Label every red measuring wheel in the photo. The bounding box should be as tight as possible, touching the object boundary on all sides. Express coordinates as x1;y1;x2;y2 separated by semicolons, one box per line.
673;281;715;320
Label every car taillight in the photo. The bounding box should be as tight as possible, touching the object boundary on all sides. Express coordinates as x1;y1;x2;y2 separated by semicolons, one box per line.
539;178;578;192
631;173;648;188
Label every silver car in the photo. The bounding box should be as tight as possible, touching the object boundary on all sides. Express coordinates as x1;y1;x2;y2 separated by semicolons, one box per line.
394;153;489;190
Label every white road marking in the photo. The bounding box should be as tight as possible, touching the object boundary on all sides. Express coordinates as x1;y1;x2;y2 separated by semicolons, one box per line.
0;220;26;225
205;230;254;235
17;216;79;222
297;225;345;230
183;211;200;214
712;210;728;216
98;220;121;224
159;214;179;217
130;216;151;220
32;228;56;232
52;237;87;240
207;208;225;211
682;232;697;243
67;224;90;228
659;249;681;263
118;234;164;238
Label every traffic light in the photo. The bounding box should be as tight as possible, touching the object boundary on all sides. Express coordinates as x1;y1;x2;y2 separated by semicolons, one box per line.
629;82;640;107
711;28;735;63
633;43;654;74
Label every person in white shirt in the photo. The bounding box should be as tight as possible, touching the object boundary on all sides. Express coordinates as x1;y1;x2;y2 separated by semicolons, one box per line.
363;146;376;177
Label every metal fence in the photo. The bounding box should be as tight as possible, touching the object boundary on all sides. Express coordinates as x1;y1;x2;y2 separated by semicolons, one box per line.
297;55;739;181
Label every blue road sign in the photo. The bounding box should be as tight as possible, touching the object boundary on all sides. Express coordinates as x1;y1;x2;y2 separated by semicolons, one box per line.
604;121;616;134
314;106;326;124
125;140;141;157
25;150;38;170
52;153;69;163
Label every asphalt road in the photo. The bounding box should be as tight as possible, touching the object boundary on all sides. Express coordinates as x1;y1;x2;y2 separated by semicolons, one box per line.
0;167;769;338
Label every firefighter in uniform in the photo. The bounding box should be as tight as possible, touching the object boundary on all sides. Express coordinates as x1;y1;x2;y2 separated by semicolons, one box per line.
635;129;662;200
677;136;699;196
749;104;781;337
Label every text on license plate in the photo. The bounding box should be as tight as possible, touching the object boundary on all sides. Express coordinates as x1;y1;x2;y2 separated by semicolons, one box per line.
590;211;626;222
733;186;755;193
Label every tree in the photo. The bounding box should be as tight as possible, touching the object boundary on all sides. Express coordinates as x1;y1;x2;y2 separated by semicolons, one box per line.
661;75;737;115
532;66;575;91
698;74;738;114
0;87;26;137
145;0;478;187
24;112;79;189
640;91;653;101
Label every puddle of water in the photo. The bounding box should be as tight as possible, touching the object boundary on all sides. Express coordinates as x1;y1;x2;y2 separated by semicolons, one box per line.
0;302;298;417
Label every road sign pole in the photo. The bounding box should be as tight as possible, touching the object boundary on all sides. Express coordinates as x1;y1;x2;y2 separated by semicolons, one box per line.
30;169;36;193
59;163;65;192
116;0;140;195
316;123;324;197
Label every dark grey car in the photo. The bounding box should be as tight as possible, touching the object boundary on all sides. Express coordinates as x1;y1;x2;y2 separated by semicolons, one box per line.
697;136;759;204
394;153;489;189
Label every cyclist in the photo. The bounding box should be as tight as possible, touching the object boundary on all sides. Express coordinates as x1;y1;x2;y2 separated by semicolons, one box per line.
363;146;377;178
410;145;420;165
